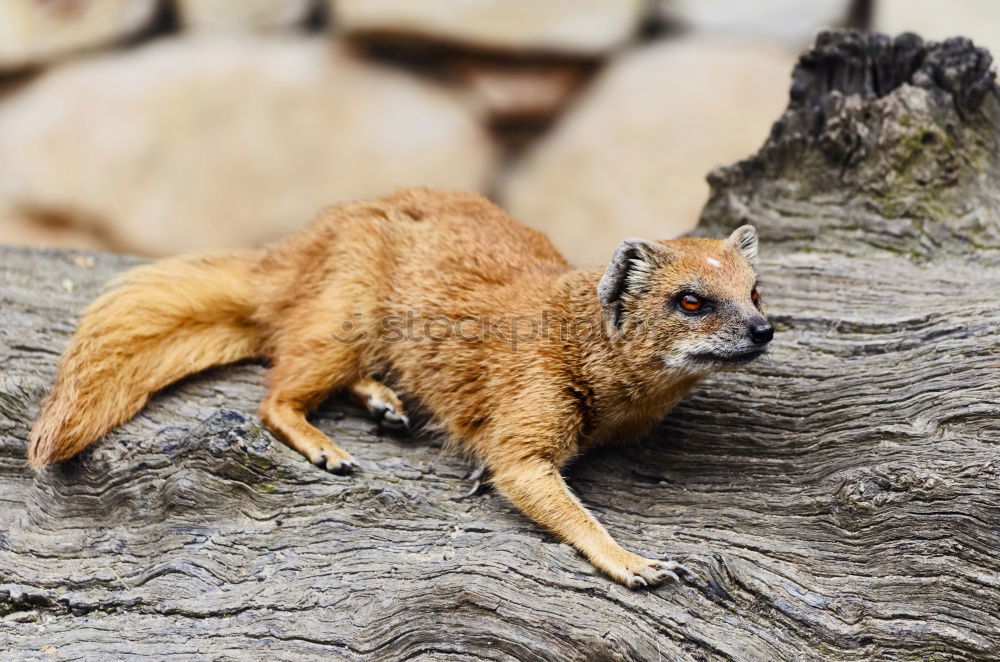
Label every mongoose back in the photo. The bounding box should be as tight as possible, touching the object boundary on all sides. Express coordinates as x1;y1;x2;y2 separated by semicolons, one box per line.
28;188;773;588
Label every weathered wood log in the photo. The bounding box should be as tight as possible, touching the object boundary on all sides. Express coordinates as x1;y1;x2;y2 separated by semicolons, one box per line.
1;30;998;660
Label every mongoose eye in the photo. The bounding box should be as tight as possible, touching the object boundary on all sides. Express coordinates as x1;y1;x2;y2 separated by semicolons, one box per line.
679;294;704;312
751;286;761;306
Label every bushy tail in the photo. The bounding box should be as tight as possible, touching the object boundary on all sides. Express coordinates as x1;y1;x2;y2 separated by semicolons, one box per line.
28;250;265;469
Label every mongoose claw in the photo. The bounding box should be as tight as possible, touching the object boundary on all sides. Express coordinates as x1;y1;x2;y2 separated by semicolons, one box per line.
371;402;410;432
642;559;691;586
450;462;489;500
610;555;691;589
658;559;695;579
316;453;357;475
383;409;410;431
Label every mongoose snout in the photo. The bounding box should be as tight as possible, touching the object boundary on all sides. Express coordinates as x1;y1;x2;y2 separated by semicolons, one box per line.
749;320;774;345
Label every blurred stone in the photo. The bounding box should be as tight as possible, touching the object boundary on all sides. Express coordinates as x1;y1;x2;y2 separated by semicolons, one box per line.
0;36;495;256
177;0;314;32
331;0;645;55
499;38;794;266
656;0;849;51
0;0;157;71
875;0;1000;59
452;59;593;122
0;211;110;252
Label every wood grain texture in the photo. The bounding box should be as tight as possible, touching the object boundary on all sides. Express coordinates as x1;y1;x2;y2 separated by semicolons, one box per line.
1;31;999;660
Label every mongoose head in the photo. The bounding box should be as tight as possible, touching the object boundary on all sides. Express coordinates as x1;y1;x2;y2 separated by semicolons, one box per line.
597;225;772;374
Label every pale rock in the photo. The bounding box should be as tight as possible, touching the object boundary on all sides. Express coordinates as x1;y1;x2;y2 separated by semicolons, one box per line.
0;0;157;70
451;59;592;122
0;212;110;252
500;39;794;266
0;36;495;256
177;0;315;32
875;0;1000;60
657;0;849;51
330;0;646;55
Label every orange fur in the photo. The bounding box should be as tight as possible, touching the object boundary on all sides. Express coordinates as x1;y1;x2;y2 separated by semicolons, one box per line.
28;188;771;587
28;251;263;467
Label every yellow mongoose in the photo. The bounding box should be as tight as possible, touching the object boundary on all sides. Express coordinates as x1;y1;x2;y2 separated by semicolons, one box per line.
28;188;773;588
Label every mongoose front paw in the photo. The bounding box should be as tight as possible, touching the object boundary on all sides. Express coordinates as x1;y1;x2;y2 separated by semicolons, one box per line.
604;554;691;589
314;452;357;475
372;401;409;431
348;377;410;433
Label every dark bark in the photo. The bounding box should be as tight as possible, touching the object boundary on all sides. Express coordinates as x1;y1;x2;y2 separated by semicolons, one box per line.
1;31;998;661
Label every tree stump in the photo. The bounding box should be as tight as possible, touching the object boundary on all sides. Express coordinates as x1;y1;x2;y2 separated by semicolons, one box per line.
1;31;998;660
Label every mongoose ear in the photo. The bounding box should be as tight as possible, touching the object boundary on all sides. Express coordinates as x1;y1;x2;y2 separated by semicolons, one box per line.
726;225;759;268
597;238;672;331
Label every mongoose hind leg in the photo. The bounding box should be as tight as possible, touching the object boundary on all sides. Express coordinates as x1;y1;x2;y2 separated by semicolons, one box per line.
491;456;691;588
260;343;361;475
348;377;409;431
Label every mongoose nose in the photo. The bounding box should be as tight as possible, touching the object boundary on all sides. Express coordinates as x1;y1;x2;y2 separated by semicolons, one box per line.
749;322;774;345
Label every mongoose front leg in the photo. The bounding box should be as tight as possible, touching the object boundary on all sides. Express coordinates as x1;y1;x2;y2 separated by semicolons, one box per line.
348;377;409;431
491;458;689;588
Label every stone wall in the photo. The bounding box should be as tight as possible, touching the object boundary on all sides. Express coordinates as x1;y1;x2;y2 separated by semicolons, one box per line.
0;0;867;264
